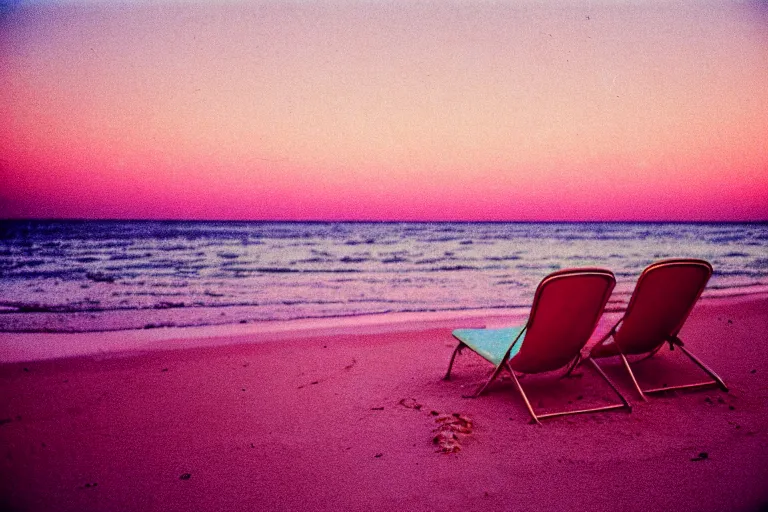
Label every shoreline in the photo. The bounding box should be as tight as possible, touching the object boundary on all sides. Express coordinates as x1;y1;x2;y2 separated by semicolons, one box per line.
2;283;766;333
1;292;766;364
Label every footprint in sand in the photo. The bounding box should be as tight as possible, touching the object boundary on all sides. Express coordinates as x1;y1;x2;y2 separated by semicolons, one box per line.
397;399;474;453
433;413;473;454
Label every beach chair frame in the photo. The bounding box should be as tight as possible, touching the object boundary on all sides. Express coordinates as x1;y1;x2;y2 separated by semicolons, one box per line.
445;268;631;425
589;259;728;401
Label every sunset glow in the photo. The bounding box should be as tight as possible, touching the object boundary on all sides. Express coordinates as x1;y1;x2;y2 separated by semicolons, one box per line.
1;0;767;221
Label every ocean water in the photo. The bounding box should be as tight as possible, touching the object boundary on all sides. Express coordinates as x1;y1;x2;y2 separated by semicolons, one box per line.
1;220;766;332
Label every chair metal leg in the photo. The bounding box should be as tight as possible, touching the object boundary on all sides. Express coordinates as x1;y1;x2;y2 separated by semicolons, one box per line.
640;345;728;394
620;352;648;401
443;342;465;381
614;344;727;397
509;371;541;425
586;358;632;410
678;345;728;392
509;363;630;424
465;362;506;398
560;354;583;379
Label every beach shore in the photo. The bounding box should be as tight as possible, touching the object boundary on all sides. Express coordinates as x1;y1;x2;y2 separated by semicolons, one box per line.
1;297;767;512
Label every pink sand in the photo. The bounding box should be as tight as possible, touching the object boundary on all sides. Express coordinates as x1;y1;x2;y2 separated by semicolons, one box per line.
1;298;767;511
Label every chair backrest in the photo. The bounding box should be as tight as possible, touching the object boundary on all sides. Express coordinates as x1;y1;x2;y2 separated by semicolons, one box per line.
509;268;616;374
614;259;712;355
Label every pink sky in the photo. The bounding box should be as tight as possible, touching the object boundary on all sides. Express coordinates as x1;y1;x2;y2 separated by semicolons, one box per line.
1;0;767;221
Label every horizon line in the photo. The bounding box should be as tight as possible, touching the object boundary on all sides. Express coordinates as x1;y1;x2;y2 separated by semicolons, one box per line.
2;217;767;224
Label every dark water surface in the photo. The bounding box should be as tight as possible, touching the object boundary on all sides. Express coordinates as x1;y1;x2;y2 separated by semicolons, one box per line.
1;221;766;332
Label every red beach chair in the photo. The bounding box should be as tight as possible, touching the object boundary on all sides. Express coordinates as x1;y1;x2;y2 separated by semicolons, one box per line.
445;268;631;424
589;259;728;401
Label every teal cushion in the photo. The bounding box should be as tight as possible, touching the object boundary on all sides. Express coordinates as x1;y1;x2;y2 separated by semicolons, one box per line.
452;326;526;367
